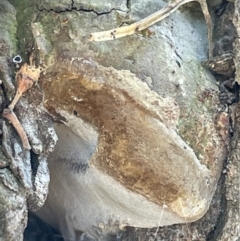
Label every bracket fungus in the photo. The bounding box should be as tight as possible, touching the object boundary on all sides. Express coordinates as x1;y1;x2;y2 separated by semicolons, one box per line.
36;57;224;240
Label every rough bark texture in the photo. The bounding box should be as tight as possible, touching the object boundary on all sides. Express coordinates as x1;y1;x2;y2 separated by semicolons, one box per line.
0;0;239;240
0;2;58;241
214;2;240;240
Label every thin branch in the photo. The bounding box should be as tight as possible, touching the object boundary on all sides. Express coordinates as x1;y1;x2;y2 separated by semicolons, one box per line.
89;0;212;58
3;108;31;150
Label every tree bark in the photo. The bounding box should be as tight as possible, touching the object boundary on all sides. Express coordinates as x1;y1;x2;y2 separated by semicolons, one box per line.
0;0;239;240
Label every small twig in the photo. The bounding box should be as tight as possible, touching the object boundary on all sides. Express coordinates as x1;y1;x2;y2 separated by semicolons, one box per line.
4;63;42;150
9;63;42;110
89;0;212;58
153;204;167;241
8;77;34;110
2;108;31;150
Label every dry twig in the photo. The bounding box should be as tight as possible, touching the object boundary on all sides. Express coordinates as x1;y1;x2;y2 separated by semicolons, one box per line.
90;0;212;58
3;108;31;150
3;62;43;150
9;63;42;110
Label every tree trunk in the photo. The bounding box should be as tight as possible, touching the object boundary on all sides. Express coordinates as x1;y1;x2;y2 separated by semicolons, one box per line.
0;0;239;240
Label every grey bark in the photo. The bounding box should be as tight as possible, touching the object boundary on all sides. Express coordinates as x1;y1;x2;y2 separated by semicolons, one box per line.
0;2;57;241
